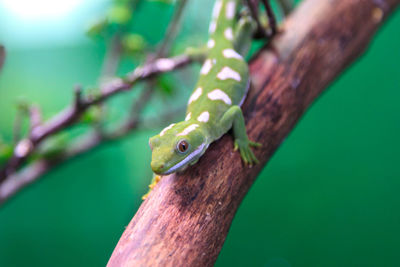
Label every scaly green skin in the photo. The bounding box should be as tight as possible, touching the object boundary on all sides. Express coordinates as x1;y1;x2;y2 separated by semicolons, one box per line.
149;0;259;176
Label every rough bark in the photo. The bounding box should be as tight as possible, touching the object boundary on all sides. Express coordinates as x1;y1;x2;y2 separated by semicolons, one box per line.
108;0;399;266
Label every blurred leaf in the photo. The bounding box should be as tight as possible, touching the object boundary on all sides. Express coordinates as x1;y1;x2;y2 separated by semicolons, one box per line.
0;138;12;167
81;106;104;125
108;4;133;25
86;17;109;39
16;99;30;114
157;75;175;96
36;133;69;160
122;33;147;54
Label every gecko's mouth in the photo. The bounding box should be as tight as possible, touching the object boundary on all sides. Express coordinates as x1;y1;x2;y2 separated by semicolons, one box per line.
150;161;167;175
151;160;186;175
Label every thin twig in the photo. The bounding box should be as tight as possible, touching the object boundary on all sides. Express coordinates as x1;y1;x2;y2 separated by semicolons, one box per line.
0;53;196;184
247;0;276;39
261;0;277;35
109;87;155;139
28;105;42;132
0;107;184;205
12;103;27;144
100;33;123;82
0;0;195;203
156;0;188;58
122;0;189;138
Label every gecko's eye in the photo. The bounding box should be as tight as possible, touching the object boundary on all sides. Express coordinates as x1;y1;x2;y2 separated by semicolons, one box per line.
176;140;190;154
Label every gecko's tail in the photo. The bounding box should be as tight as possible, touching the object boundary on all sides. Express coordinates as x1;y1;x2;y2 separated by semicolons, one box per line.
208;0;240;44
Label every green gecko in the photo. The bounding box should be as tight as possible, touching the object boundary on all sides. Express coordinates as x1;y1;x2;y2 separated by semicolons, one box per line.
148;0;260;185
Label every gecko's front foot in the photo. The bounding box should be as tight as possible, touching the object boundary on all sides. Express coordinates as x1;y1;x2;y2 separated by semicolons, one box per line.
234;139;261;166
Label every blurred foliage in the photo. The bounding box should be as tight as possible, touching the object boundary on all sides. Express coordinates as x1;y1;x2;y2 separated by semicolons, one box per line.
0;137;13;166
0;0;399;267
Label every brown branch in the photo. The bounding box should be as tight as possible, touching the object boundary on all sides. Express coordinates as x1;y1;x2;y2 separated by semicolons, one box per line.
107;0;400;266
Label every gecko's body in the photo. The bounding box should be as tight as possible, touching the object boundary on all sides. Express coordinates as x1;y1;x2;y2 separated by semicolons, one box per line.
149;0;259;176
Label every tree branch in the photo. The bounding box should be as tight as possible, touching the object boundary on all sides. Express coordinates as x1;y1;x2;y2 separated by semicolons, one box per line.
0;45;5;72
107;0;400;266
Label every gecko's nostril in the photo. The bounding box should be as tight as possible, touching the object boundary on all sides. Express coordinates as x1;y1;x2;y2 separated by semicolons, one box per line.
151;161;164;172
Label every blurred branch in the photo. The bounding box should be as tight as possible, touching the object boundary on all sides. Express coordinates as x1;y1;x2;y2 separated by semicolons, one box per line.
0;53;197;188
157;0;188;58
247;0;277;38
122;0;189;134
28;105;42;131
107;0;400;266
278;0;295;15
0;0;195;205
0;108;183;205
0;45;5;72
261;0;277;35
100;33;123;81
12;102;28;144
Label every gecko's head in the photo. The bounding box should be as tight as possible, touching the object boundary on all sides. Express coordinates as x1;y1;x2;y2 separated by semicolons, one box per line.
149;121;208;175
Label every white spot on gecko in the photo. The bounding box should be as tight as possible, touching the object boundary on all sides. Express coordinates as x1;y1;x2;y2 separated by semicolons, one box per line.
188;87;202;104
217;66;241;81
197;111;210;123
212;0;223;19
207;39;215;48
160;123;175;136
177;124;199;136
155;58;175;71
207;89;232;105
185;112;191;121
224;28;233;40
200;59;213;75
223;48;243;60
226;2;236;19
209;21;216;33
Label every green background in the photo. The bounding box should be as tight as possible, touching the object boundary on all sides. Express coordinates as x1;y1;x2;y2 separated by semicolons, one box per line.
0;1;399;266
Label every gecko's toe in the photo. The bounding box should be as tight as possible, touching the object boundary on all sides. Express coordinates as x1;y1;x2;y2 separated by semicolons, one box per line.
234;141;239;151
249;141;262;148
